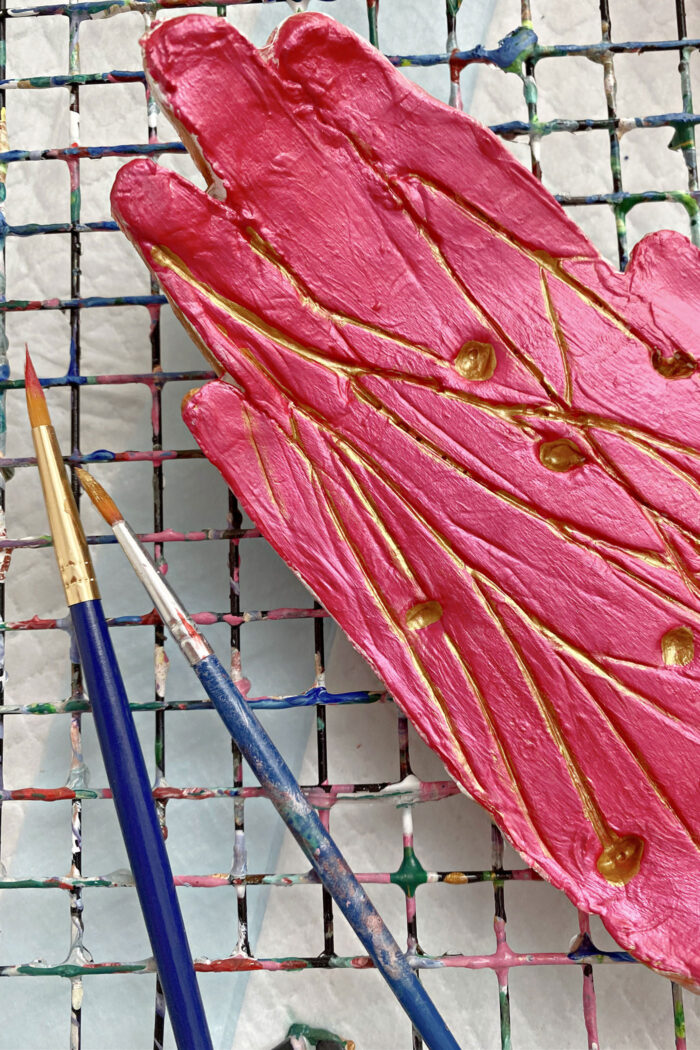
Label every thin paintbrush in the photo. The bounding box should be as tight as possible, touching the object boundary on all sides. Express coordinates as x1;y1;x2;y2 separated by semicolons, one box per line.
25;352;213;1050
77;466;463;1050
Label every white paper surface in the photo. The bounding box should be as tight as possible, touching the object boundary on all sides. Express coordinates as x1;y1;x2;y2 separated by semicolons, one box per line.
1;1;699;1048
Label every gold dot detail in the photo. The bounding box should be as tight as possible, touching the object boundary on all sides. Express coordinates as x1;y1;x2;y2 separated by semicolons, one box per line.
661;625;695;666
444;872;468;885
538;438;586;473
454;342;497;382
651;348;696;381
596;835;644;886
405;601;443;631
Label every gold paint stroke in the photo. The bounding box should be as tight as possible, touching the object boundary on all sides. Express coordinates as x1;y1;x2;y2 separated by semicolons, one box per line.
232;333;687;870
152;245;364;380
240;404;286;520
471;563;700;745
346;380;700;619
156;213;700;865
330;440;552;856
540;269;573;404
286;424;487;795
416;379;700;464
564;657;700;852
469;573;616;850
441;630;553;859
244;227;449;369
202;267;673;616
409;172;695;377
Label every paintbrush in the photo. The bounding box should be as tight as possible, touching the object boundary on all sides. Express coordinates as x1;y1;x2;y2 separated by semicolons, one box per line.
25;351;213;1050
77;466;463;1050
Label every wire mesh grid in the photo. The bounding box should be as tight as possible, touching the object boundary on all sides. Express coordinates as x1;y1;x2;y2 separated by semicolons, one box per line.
1;0;700;1047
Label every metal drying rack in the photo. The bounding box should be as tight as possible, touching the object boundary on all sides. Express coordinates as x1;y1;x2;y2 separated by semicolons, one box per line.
0;0;697;1047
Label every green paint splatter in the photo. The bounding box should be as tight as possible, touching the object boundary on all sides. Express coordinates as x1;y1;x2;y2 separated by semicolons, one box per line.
288;1022;352;1048
672;982;686;1042
390;846;428;897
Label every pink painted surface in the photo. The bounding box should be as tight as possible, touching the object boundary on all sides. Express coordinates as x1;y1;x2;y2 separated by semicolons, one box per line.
113;13;700;988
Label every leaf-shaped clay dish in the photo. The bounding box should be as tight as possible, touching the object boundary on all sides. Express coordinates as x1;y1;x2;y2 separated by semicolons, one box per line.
113;12;700;988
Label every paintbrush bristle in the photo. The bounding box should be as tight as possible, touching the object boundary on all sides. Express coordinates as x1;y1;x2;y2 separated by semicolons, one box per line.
24;348;51;427
76;468;124;527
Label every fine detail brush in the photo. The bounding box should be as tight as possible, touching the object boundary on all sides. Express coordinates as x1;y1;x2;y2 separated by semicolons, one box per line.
25;352;213;1050
77;466;463;1050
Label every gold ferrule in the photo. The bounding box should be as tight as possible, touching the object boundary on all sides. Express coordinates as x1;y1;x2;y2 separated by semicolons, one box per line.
32;425;99;606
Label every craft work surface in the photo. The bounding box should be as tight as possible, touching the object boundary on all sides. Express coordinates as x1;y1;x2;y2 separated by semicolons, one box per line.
114;7;700;995
3;1;700;1049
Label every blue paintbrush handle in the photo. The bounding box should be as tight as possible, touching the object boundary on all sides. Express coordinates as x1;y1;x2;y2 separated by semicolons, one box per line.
195;653;461;1050
71;599;212;1050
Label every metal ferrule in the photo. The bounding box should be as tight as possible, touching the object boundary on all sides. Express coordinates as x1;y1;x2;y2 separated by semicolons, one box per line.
113;520;212;666
32;425;99;606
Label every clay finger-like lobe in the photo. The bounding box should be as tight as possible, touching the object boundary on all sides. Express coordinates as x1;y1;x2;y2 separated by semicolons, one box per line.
184;377;700;989
112;158;491;418
268;15;700;425
270;13;594;261
182;380;493;798
140;16;504;358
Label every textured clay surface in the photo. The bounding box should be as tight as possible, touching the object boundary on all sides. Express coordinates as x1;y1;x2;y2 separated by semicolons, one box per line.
113;12;700;988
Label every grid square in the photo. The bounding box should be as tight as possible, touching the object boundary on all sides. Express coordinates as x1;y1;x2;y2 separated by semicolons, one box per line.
77;380;154;454
332;881;407;956
0;979;68;1050
241;617;318;698
78;220;152;297
5;160;71;226
79;81;147;149
326;696;401;785
7;86;71;151
609;0;681;42
77;11;145;72
508;966;591;1050
410;794;495;872
0;799;72;877
619;125;690;192
565;202;623;264
531;1;603;47
6;16;68;79
158;459;230;534
5;230;71;302
539;127;615;197
79;302;152;377
500;877;579;953
419;969;502;1050
417;881;496;956
614;50;687;117
535;55;609;122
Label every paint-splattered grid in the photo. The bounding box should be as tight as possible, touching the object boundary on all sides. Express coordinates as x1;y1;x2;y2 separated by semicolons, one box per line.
0;0;699;1047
